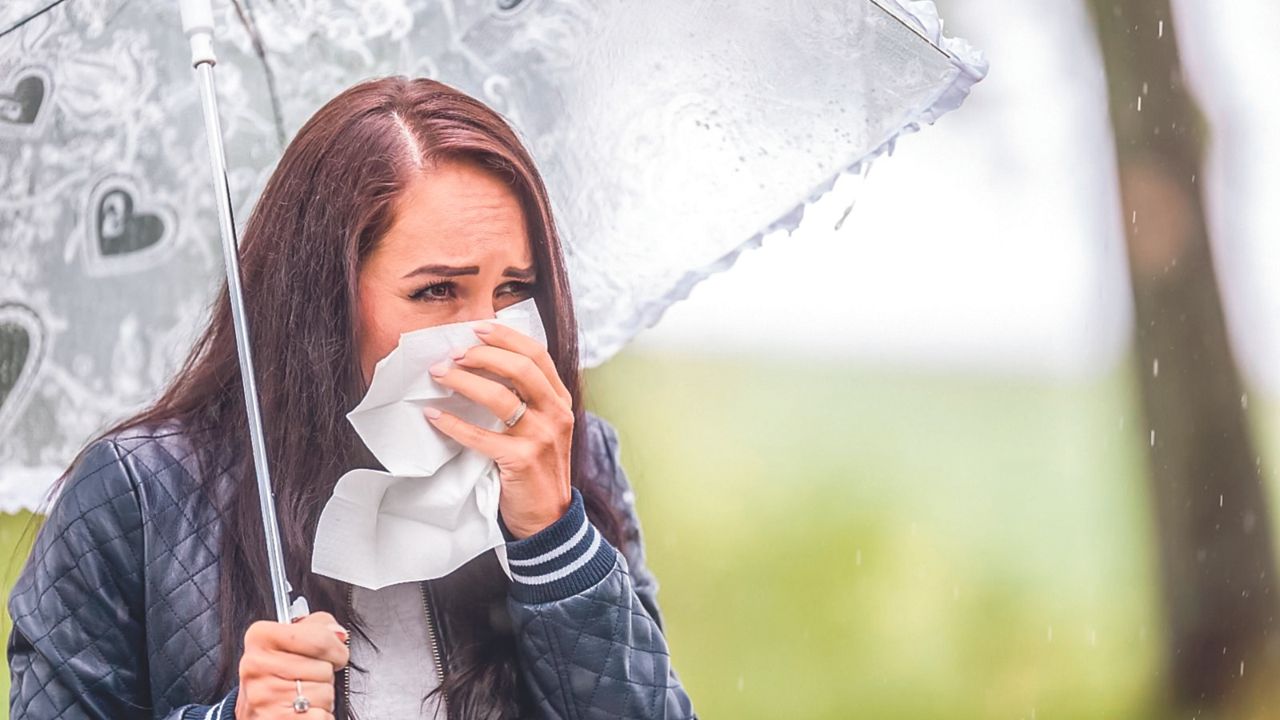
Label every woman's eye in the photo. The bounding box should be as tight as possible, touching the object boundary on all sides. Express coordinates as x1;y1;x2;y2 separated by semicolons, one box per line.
411;280;533;303
412;282;455;302
500;281;535;297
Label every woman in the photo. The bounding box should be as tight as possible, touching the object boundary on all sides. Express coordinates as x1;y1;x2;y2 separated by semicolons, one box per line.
8;77;695;720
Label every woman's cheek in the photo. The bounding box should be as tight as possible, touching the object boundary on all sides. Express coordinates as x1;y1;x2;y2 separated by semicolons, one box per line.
362;332;397;379
355;319;394;384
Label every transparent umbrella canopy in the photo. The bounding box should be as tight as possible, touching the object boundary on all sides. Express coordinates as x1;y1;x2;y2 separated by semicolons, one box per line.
0;0;985;513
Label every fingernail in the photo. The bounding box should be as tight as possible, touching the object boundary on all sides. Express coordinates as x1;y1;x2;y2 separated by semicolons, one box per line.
333;626;349;642
473;321;494;334
450;347;467;360
428;361;449;377
424;406;442;420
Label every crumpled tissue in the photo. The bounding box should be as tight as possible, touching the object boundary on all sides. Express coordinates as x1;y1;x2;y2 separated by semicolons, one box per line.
311;298;546;589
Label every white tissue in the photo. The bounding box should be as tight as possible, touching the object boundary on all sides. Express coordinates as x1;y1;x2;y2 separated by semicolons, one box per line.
312;298;547;589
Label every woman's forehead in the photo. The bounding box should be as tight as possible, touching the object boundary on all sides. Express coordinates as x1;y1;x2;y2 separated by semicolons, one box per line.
380;161;532;265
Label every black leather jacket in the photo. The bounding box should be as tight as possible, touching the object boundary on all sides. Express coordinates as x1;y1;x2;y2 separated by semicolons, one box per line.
8;413;694;719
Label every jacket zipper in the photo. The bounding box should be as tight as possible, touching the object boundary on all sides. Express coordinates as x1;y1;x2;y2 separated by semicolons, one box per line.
343;585;353;719
339;582;448;719
420;580;448;710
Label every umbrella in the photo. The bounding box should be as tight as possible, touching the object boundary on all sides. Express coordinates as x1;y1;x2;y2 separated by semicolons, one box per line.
0;0;985;519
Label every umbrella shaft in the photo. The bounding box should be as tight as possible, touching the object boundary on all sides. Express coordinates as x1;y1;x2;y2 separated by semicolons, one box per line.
195;62;293;624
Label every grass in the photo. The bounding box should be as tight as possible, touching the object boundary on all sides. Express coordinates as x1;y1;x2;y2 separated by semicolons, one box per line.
4;350;1277;718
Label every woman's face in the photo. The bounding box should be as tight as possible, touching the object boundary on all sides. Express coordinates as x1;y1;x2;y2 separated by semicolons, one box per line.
356;158;536;384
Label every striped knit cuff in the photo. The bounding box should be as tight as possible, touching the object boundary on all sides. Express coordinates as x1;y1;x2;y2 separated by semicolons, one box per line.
219;688;238;720
505;488;618;604
184;686;237;720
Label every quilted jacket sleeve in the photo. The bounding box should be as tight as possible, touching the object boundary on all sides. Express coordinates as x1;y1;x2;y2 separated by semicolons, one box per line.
7;440;151;719
504;415;695;719
6;439;236;720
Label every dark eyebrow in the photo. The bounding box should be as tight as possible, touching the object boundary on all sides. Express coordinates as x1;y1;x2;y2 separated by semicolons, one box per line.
503;265;536;281
401;264;537;281
402;264;479;279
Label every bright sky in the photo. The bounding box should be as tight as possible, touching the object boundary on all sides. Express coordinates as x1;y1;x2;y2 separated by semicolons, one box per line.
631;0;1280;395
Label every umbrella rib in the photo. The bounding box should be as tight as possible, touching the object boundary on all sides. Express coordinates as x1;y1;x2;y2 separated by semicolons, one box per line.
231;0;287;149
867;0;954;62
0;0;73;40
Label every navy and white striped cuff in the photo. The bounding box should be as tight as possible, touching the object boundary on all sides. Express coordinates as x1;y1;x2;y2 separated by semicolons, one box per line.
505;488;617;604
187;686;237;720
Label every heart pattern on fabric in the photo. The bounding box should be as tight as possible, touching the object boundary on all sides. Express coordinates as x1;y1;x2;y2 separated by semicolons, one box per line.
0;67;52;135
0;304;43;436
0;75;44;125
96;188;167;256
81;174;177;275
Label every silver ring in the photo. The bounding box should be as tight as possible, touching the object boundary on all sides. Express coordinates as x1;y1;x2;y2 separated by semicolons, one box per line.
292;679;310;713
504;400;528;428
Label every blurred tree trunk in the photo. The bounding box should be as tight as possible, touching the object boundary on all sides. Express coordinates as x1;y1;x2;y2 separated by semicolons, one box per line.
1087;0;1279;713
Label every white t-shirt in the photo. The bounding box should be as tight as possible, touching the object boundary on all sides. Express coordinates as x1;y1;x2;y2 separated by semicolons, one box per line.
348;582;446;719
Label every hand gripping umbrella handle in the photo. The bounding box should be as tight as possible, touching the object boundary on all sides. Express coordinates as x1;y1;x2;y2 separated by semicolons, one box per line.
179;0;303;625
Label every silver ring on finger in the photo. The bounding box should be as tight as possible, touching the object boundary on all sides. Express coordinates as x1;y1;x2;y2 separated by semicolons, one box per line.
504;399;528;429
292;679;310;713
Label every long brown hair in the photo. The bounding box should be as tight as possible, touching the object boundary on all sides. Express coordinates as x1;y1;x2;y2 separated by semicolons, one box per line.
79;76;621;718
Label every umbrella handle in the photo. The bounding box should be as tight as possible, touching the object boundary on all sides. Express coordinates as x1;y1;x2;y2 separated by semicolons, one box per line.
179;0;218;67
180;0;298;625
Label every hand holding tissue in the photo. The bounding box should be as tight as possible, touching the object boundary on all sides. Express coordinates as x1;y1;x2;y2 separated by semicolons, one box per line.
312;299;547;589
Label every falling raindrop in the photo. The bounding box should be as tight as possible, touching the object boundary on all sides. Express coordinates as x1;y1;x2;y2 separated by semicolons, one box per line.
1137;95;1143;112
1150;430;1156;447
1158;20;1165;38
737;675;745;691
1047;625;1054;642
1241;393;1249;409
1153;358;1159;377
1240;660;1245;677
834;201;856;231
855;549;862;566
1220;494;1224;508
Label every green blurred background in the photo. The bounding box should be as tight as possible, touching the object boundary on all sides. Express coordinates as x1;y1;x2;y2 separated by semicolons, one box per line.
587;354;1279;718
